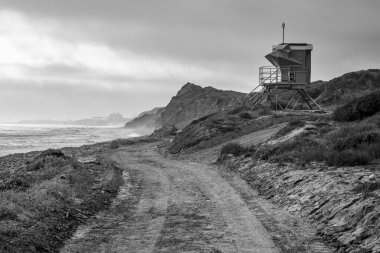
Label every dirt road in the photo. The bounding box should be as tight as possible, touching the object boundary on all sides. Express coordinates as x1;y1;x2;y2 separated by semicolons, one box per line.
61;126;332;253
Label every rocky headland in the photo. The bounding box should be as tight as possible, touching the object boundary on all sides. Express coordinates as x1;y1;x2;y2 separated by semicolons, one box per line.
125;82;246;131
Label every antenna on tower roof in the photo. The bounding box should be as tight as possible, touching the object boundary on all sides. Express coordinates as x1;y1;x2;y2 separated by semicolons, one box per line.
282;22;285;43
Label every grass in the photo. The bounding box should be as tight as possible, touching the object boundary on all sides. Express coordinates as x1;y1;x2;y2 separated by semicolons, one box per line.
0;148;123;252
169;108;319;154
222;108;379;167
252;118;380;167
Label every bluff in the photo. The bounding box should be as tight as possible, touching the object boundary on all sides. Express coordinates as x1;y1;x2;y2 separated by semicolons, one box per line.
124;107;165;130
160;83;246;129
125;83;246;131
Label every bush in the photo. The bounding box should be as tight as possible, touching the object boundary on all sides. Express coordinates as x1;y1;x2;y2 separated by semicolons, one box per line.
110;139;131;149
326;122;378;143
297;145;328;164
255;145;278;160
239;112;253;119
333;131;380;151
333;91;380;121
325;150;371;166
356;142;380;160
39;149;66;158
220;143;254;157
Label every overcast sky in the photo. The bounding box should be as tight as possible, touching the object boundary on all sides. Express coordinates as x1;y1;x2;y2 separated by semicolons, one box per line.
0;0;379;122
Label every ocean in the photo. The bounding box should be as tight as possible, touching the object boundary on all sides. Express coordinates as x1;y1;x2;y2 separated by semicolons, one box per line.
0;124;145;157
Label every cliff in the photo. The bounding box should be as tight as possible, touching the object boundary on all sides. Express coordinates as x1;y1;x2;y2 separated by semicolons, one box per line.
124;107;165;130
126;83;246;132
160;83;246;129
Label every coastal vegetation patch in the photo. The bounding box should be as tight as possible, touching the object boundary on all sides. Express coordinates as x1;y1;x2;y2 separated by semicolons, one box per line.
0;148;123;252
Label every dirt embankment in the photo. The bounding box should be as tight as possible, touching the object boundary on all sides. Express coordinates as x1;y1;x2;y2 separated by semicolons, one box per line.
220;157;380;253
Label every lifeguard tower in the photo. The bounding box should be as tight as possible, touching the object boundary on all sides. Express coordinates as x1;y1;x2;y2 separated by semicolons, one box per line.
247;23;324;111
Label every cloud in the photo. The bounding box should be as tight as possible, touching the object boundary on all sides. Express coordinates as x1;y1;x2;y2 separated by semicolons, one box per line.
0;1;379;122
0;10;221;89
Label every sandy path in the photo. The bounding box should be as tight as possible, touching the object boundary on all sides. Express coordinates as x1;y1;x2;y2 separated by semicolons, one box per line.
61;152;170;253
61;123;331;252
61;145;278;253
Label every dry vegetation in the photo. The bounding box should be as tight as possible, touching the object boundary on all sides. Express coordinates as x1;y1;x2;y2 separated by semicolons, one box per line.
0;148;122;252
219;91;380;167
169;106;319;154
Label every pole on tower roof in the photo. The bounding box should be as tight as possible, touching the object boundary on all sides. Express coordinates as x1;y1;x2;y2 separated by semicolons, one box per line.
282;22;285;43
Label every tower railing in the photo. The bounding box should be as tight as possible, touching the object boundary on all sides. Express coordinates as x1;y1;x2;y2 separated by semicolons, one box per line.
246;65;324;111
259;66;310;87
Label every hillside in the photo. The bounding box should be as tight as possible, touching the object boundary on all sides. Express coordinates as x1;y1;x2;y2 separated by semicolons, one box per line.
164;89;380;252
160;83;246;129
267;69;380;110
124;107;165;130
126;82;246;132
311;69;380;106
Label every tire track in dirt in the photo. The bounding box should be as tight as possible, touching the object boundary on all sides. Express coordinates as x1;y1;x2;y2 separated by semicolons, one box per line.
61;152;170;253
151;155;279;253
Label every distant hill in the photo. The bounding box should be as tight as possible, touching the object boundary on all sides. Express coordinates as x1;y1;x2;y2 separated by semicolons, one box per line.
124;107;165;130
18;113;129;126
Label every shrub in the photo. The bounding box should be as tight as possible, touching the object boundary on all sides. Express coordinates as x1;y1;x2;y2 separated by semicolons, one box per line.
326;122;378;143
325;149;371;166
220;143;253;157
333;91;380;121
297;145;329;164
239;112;253;119
110;139;131;149
39;149;66;158
356;142;380;160
333;131;380;151
255;145;278;160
